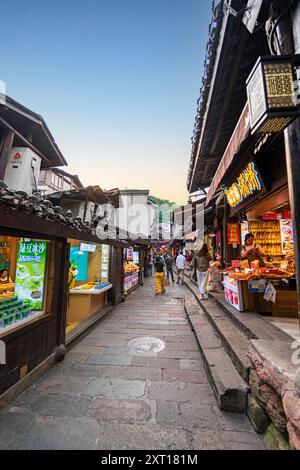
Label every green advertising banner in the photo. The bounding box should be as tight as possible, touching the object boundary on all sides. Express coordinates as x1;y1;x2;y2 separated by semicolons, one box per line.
15;241;48;310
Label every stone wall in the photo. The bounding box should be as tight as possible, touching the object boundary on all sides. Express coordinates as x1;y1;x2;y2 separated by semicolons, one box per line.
248;349;300;450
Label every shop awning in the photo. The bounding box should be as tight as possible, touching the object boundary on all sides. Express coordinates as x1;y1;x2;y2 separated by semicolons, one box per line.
205;104;251;206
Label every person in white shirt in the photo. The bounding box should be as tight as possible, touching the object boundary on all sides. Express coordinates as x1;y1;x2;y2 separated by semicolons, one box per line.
176;251;186;285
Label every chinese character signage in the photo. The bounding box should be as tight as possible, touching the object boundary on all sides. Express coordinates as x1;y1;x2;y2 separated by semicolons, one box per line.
224;162;262;208
246;55;300;134
227;224;241;245
15;241;47;310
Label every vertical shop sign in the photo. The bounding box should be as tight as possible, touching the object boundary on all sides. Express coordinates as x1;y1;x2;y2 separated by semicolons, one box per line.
227;224;241;245
101;245;109;281
15;241;47;310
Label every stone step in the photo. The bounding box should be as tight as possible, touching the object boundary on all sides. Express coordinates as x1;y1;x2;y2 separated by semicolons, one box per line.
184;296;249;413
184;277;252;381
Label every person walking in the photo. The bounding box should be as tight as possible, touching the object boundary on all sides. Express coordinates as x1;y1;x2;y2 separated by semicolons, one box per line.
147;254;153;277
176;251;186;285
193;244;212;299
154;252;165;295
165;252;174;283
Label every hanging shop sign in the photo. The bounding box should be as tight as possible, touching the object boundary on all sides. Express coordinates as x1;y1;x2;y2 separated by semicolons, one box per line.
246;55;300;134
15;241;47;310
224;161;263;209
227;224;241;245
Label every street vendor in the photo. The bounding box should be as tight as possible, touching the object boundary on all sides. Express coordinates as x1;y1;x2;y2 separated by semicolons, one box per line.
241;233;266;267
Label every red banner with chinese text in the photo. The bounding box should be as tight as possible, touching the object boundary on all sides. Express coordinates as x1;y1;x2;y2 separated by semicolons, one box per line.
227;223;241;245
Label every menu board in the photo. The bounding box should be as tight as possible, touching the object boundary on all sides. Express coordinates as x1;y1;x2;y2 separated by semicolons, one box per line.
15;241;47;310
280;219;294;254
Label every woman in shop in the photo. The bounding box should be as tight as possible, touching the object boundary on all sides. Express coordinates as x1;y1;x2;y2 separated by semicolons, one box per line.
192;244;212;300
241;233;266;267
0;269;12;284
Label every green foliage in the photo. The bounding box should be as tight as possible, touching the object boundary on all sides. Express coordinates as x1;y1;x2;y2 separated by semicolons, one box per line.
148;195;179;223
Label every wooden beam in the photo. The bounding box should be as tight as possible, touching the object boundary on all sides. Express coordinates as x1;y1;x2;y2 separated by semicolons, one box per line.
0;116;52;166
0;130;14;180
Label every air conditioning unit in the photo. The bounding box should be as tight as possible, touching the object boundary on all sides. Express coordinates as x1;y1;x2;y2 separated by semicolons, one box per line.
4;147;41;195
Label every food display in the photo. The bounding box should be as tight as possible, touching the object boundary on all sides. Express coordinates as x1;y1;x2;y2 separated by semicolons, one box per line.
249;220;282;256
0;295;32;330
124;262;140;274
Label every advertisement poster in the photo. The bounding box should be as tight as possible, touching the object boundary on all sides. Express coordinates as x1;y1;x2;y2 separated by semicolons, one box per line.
133;251;139;265
15;241;47;310
70;247;88;281
240;221;249;246
227;223;240;245
127;247;133;261
280;219;294;254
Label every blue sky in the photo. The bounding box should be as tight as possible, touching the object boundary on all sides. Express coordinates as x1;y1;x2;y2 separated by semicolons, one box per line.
1;0;212;203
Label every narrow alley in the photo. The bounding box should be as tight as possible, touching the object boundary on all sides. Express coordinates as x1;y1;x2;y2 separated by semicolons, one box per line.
0;279;266;450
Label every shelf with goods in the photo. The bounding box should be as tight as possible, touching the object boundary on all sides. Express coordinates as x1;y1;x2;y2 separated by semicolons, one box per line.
249;220;282;257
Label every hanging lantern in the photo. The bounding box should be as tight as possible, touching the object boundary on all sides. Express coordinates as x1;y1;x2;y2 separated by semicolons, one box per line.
246;55;300;134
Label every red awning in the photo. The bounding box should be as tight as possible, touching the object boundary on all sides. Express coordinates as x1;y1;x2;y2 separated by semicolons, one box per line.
206;104;251;206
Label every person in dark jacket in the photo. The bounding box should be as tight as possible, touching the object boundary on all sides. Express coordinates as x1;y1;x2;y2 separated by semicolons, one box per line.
165;253;174;283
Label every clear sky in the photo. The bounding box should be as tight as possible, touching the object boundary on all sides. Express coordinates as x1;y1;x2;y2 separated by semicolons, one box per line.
1;0;212;204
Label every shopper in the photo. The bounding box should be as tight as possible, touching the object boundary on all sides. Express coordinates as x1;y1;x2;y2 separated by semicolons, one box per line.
154;252;165;295
147;254;153;277
176;251;186;285
241;233;266;267
193;244;212;299
165;252;175;283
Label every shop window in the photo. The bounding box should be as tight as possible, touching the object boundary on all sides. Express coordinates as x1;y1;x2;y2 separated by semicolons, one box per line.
0;235;55;335
66;240;112;334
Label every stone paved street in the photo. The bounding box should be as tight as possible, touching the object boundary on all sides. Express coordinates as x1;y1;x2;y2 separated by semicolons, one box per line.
0;279;267;450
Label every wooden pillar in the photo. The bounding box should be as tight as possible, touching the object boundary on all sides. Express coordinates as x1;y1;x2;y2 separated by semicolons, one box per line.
0;130;14;180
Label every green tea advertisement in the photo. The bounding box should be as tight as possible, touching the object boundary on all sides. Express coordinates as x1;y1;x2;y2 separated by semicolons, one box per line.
15;241;48;310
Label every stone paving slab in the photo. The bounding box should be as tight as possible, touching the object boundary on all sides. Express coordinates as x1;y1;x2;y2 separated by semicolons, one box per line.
0;278;266;450
87;398;155;424
82;378;146;399
85;354;133;366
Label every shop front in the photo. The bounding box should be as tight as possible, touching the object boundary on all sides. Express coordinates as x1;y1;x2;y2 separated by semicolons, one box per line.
123;246;141;295
211;135;298;326
66;239;113;335
0;236;54;333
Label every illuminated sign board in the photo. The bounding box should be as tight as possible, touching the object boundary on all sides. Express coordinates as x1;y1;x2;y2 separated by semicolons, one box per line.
224;161;262;208
246;55;300;134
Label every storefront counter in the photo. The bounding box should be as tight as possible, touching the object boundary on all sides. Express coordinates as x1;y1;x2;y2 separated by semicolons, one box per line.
67;283;113;323
223;275;297;317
